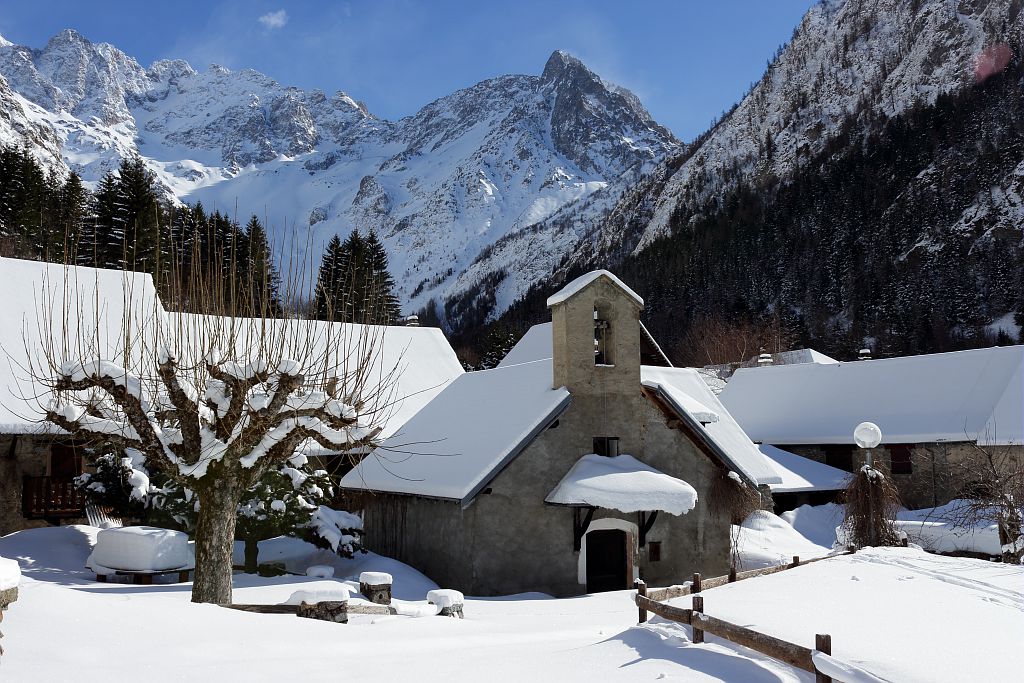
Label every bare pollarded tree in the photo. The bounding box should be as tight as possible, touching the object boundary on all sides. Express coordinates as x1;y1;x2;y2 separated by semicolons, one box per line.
22;234;402;604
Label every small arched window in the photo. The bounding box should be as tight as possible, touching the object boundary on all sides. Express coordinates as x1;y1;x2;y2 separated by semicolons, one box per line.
594;305;611;365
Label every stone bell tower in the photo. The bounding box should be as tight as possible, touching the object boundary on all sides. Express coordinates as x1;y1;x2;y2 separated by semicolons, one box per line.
547;270;643;395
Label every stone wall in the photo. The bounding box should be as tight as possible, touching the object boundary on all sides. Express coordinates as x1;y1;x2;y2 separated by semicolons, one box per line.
0;435;50;536
784;442;1024;510
360;394;733;597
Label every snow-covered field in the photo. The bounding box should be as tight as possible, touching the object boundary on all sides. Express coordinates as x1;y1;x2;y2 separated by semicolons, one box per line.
0;521;1019;682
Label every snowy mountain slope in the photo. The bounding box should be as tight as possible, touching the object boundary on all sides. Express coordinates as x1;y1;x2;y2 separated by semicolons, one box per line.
0;32;679;317
619;0;1022;251
452;0;1024;330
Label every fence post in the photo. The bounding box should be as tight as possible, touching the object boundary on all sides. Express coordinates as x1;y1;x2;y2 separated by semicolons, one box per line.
635;579;647;624
692;572;702;594
728;566;737;583
792;555;801;567
815;633;832;683
691;595;704;643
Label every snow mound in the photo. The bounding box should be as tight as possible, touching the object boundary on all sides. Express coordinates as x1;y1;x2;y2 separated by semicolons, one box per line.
305;565;335;579
359;571;393;585
733;510;831;570
546;454;697;515
426;589;464;608
88;526;192;572
896;500;1009;556
285;587;352;605
0;556;21;591
780;502;845;548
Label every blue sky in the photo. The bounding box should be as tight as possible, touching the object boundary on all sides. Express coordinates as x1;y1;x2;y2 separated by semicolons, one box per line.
0;1;813;141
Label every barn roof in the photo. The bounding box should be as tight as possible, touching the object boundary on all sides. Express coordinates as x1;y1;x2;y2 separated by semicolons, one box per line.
720;346;1024;447
0;257;463;438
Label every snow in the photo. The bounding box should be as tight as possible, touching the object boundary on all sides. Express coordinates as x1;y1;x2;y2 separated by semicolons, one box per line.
545;270;644;308
641;366;783;487
780;502;846;548
721;345;1024;446
759;445;850;493
546;454;698;515
0;555;20;590
426;589;464;608
340;358;570;502
359;572;393;586
305;565;335;579
0;257;463;444
0;257;163;432
732;510;832;570
895;500;1008;557
666;546;1023;682
1;524;1021;681
285;587;352;605
87;526;192;572
497;322;553;367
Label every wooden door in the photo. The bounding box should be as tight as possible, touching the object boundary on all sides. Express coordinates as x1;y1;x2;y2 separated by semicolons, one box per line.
586;529;628;593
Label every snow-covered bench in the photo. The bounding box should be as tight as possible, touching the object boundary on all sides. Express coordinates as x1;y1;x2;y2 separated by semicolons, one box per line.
86;526;194;584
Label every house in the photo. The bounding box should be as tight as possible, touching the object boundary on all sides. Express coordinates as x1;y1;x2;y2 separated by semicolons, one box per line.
0;257;464;536
341;270;840;596
719;346;1024;509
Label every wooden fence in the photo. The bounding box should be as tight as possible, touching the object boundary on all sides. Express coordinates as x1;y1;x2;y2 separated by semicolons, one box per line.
635;551;862;683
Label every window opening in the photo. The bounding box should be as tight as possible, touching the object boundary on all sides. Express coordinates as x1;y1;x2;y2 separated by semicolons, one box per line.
593;437;620;457
888;445;913;475
594;307;611;365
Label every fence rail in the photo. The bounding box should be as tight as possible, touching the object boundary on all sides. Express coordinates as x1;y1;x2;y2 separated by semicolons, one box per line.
635;550;871;683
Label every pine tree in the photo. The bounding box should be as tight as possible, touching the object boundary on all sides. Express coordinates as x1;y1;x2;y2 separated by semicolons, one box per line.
243;215;280;316
363;229;401;324
313;235;346;320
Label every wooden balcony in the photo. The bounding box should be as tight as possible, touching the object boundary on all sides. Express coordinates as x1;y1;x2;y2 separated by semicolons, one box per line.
22;476;86;520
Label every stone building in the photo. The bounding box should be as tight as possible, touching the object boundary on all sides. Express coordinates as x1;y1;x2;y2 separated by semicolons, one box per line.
342;271;789;596
720;345;1024;509
0;256;464;536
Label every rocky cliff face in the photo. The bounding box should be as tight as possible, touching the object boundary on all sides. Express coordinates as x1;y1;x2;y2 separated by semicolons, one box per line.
451;0;1023;331
0;33;678;317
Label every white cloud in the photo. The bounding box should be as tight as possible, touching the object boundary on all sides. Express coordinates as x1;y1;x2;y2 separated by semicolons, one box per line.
258;9;288;30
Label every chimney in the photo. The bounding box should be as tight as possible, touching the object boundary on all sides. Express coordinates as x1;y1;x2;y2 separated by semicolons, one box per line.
858;348;872;361
401;315;420;327
757;348;773;367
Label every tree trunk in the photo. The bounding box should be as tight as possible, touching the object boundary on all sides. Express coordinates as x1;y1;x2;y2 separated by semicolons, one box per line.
244;537;260;574
192;475;239;605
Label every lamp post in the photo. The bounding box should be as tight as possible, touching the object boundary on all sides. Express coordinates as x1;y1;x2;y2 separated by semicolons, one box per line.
854;422;883;546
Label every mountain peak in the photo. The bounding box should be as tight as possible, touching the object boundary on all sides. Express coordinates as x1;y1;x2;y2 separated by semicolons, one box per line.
541;50;592;82
47;28;90;49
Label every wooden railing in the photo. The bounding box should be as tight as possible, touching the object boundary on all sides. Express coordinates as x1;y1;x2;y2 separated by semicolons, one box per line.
634;551;885;683
22;476;85;520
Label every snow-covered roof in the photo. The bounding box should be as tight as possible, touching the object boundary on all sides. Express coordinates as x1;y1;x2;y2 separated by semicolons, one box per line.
641;367;782;487
165;312;463;439
498;323;782;487
743;348;839;367
497;322;553;368
340;359;571;503
720;346;1024;446
0;258;164;433
758;445;850;493
0;257;463;437
545;454;697;515
545;270;643;308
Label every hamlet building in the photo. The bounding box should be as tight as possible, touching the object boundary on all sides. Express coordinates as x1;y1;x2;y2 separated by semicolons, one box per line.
341;270;847;596
720;346;1024;509
0;256;464;536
